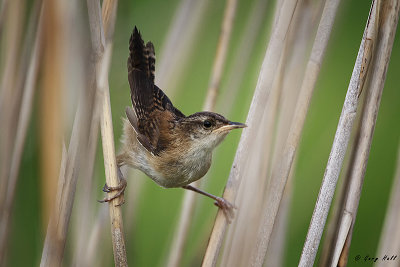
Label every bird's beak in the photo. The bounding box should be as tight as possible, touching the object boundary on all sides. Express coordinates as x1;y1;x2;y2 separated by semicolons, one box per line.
215;121;247;133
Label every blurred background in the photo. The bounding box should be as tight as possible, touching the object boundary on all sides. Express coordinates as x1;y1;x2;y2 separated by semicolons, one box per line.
1;0;399;266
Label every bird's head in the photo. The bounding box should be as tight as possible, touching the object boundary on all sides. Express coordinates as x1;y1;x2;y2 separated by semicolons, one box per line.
179;112;246;151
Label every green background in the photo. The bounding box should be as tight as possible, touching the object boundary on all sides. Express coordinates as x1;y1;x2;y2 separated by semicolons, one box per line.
9;0;400;266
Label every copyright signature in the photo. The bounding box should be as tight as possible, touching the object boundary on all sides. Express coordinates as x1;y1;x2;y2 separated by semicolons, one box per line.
354;254;398;263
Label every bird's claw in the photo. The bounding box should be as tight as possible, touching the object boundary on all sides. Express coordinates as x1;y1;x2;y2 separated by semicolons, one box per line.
214;197;236;223
98;178;127;207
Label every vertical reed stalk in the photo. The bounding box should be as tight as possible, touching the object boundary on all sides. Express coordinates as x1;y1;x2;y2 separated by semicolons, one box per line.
73;0;118;264
156;0;210;94
219;0;269;115
166;1;237;266
41;104;89;266
202;0;299;266
259;3;321;266
335;1;399;265
203;0;237;111
0;2;43;263
87;0;127;265
298;1;380;266
0;0;9;36
39;0;65;233
0;0;25;219
72;48;101;267
376;144;400;267
40;0;95;264
223;45;286;267
245;0;340;266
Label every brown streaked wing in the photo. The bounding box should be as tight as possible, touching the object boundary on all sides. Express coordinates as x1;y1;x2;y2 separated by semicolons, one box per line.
127;27;185;155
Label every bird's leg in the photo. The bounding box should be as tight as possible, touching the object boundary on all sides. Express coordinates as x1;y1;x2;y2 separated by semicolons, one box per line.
98;166;127;206
182;185;236;223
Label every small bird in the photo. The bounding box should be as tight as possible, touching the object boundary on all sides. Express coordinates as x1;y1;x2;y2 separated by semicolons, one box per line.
100;26;246;220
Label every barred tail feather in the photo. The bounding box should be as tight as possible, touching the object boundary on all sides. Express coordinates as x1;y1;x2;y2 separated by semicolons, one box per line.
146;42;156;83
128;26;149;76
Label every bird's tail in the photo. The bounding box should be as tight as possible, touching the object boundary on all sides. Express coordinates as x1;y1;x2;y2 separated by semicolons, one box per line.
128;26;156;83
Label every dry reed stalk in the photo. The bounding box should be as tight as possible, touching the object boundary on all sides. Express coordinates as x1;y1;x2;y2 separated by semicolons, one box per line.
124;169;143;237
298;1;380;266
72;0;117;264
221;13;293;262
376;144;400;267
203;0;237;111
0;0;43;238
264;156;296;267
318;116;365;267
87;0;128;266
247;0;340;266
261;2;320;265
71;56;99;265
223;2;318;265
318;50;370;267
166;1;237;266
318;77;370;266
0;0;25;218
99;43;128;267
218;2;280;260
41;143;68;264
41;104;89;265
201;0;299;266
205;3;272;262
219;0;269;115
40;0;96;264
0;2;43;263
86;206;111;266
156;0;210;94
39;0;65;232
72;62;101;267
333;1;399;265
101;0;118;41
0;0;9;36
223;49;286;267
267;0;321;165
245;1;338;266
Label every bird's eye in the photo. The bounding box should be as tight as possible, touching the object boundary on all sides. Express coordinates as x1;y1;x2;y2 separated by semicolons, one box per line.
203;120;212;129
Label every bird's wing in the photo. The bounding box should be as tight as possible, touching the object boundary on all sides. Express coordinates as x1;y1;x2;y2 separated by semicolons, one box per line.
127;27;185;155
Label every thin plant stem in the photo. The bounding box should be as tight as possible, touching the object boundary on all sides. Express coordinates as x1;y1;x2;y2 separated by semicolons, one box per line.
376;144;400;267
40;0;96;263
335;1;399;265
298;1;380;266
166;1;237;266
219;0;269;115
0;0;25;219
156;0;210;94
0;0;9;37
318;103;366;267
0;1;42;263
0;0;42;255
87;0;128;266
247;0;341;266
256;2;321;266
41;102;89;265
72;0;116;264
203;0;237;111
201;0;299;266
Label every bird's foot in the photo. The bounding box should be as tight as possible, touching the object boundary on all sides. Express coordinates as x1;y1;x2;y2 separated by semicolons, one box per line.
214;197;236;223
98;177;127;206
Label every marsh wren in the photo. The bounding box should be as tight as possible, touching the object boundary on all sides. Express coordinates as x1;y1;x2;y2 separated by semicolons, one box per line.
100;27;246;220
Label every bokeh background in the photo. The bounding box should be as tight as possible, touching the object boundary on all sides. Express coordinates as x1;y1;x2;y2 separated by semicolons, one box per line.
6;0;400;266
